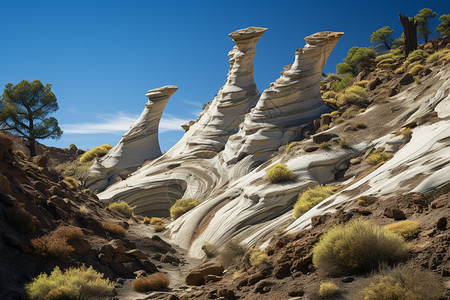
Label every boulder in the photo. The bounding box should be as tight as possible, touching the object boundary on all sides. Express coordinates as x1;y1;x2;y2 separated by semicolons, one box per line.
185;263;224;286
399;73;414;85
384;207;406;220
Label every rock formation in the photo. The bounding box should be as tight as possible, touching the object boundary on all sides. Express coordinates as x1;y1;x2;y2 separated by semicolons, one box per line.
86;85;178;192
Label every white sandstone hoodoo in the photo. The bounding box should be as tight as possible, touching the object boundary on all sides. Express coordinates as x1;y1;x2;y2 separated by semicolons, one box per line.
86;85;178;192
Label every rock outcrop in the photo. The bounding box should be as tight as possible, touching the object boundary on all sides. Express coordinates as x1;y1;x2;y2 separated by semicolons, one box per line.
86;85;178;192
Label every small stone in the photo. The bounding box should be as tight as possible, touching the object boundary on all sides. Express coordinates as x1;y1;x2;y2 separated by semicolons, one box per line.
436;217;447;230
116;278;126;285
161;253;181;265
109;239;125;253
399;73;414;85
384;207;406;220
126;249;147;259
304;145;319;152
288;289;304;297
350;158;361;165
313;133;336;144
247;273;264;286
254;280;274;294
273;262;291;279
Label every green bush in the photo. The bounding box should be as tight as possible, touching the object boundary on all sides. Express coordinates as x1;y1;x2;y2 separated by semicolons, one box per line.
425;49;449;64
312;219;409;274
353;80;369;87
366;150;393;165
384;220;421;239
339;135;349;148
375;52;394;62
170;198;201;220
332;73;354;92
26;265;114;299
249;250;269;267
79;144;112;163
63;177;79;189
267;164;294;183
359;265;443;300
286;141;298;154
219;239;247;270
336;85;368;106
409;64;424;76
354;121;367;129
108;200;135;216
293;185;336;219
319;282;338;298
406;49;426;62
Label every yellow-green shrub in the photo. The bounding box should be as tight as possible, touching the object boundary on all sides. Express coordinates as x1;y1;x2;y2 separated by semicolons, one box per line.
406;49;426;62
377;58;396;67
366;150;393;165
322;124;329;131
384;220;421;239
144;217;163;225
26;266;114;299
319;282;338;298
79;144;113;163
153;223;166;232
335;118;344;124
322;91;337;99
286;142;298;154
170;199;201;220
312;219;409;274
354;80;369;87
341;109;358;119
108;200;135;216
359;265;443;300
375;52;394;62
267;164;294;183
63;177;79;189
132;273;170;292
15;150;27;159
249;250;269;267
354;121;367;129
409;64;424;76
339;135;349;148
425;49;449;64
293;185;336;219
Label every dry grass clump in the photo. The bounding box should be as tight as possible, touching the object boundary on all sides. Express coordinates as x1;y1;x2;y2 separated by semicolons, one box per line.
219;239;247;270
26;265;114;300
286;141;298;154
5;207;36;234
15;150;27;159
356;196;377;207
170;198;201;220
366;150;393;165
375;52;394;62
354;80;369;87
409;64;424;76
354;121;367;129
108;200;135;216
425;49;449;64
53;225;84;240
62;177;79;189
31;225;84;259
321;124;329;131
384;220;421;239
132;272;170;292
101;222;125;236
406;49;426;62
79;205;89;215
335;118;344;124
293;185;336;219
153;223;166;232
339;135;349;148
319;282;338;298
144;217;163;225
267;164;294;183
79;144;113;163
249;250;269;267
341;109;358;119
359;265;443;300
319;142;330;150
312;219;409;274
394;61;410;74
377;58;396;68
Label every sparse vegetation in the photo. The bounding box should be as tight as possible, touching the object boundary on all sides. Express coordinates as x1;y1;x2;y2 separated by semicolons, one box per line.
335;118;344;124
79;144;113;163
267;164;294;183
101;222;125;236
336;85;368;106
426;49;449;64
354;121;367;129
219;239;247;270
341;109;358;119
312;218;409;274
132;273;170;292
356;196;377;207
153;223;166;232
249;250;269;267
336;47;376;76
144;216;164;225
339;135;349;148
384;220;421;239
359;265;443;300
26;265;114;300
63;177;79;189
31;235;74;259
53;225;84;240
319;142;330;150
409;64;424;76
15;150;27;159
375;52;395;62
319;282;338;298
406;49;426;63
366;150;393;165
354;80;369;87
108;200;135;216
322;124;329;131
286;141;298;154
293;185;336;219
170;198;201;220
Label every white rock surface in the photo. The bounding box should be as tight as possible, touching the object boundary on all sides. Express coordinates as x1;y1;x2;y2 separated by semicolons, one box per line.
86;85;178;192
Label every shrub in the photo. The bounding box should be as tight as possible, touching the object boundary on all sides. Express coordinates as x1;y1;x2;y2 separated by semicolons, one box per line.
322;124;329;131
359;265;443;300
63;177;79;189
53;225;84;241
409;64;424;76
354;121;367;129
170;198;201;220
101;222;125;236
69;144;76;148
26;265;114;300
377;58;396;67
384;220;421;239
249;250;269;267
341;110;358;119
335;118;344;124
146;217;163;225
15;150;27;159
375;52;394;62
293;185;336;219
312;219;409;274
366;150;393;165
108;200;135;216
322;91;337;99
31;235;74;259
425;49;449;64
330;110;340;117
319;142;330;150
79;144;113;163
286;141;298;154
219;239;247;270
332;73;354;92
79;205;89;215
132;272;170;292
406;49;426;62
339;135;349;148
5;207;36;234
319;282;338;298
359;108;366;113
267;164;294;183
354;80;369;87
153;223;166;232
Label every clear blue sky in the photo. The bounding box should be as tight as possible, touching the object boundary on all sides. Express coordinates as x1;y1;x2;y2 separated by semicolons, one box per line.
0;0;448;151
